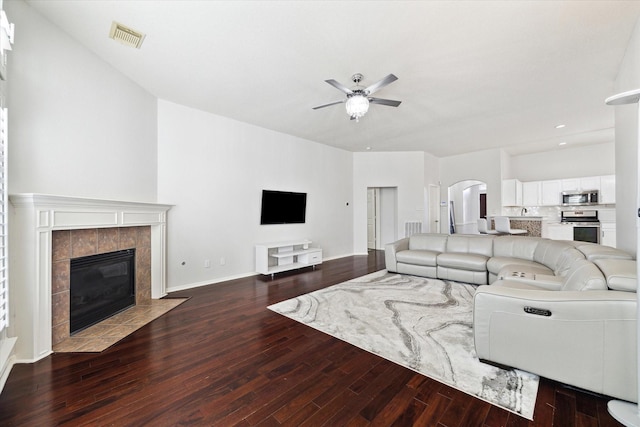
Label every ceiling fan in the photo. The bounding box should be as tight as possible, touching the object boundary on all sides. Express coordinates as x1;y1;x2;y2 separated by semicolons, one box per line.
313;73;401;122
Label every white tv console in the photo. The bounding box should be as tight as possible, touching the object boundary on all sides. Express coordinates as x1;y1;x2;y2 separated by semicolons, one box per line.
255;239;322;278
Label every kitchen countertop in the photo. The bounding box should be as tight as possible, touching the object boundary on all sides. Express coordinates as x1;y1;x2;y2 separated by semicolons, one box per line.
490;216;545;221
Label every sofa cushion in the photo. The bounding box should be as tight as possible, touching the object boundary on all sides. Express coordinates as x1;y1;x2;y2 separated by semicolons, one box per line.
574;243;634;262
446;235;494;257
533;240;584;274
556;248;587;276
492;236;543;261
396;250;439;267
437;266;488;285
594;259;637;292
533;240;567;265
409;233;448;253
561;259;607;291
437;252;489;272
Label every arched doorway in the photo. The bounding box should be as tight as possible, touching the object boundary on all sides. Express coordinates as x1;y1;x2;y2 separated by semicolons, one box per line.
448;180;487;234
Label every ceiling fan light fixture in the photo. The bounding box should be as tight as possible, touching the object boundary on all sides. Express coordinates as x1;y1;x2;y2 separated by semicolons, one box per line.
345;94;369;121
313;73;399;121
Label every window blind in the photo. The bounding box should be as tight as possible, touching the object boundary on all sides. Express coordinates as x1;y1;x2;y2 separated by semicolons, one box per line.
0;107;7;331
0;5;14;335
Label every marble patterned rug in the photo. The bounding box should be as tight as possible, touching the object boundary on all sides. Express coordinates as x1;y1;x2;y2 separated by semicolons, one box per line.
268;270;539;420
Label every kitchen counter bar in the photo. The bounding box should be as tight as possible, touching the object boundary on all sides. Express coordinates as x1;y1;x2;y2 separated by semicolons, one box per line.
489;216;544;237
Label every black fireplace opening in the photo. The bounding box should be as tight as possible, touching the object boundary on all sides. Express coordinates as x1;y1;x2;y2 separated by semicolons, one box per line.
70;249;136;334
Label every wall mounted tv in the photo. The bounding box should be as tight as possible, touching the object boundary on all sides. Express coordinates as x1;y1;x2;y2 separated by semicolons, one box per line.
260;190;307;225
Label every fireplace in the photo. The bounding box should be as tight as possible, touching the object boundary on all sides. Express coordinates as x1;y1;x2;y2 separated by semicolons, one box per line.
8;194;172;362
51;226;153;347
70;249;136;334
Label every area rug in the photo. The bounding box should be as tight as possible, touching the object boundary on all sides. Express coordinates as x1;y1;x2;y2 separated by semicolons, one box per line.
268;270;539;420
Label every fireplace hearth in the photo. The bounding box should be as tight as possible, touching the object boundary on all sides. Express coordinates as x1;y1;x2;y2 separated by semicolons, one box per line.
70;249;136;334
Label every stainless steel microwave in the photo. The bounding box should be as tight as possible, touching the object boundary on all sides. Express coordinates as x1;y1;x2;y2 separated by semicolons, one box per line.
561;190;599;206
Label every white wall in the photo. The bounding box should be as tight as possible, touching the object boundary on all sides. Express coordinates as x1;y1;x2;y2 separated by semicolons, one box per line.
424;152;440;185
6;0;158;202
157;100;354;290
612;18;640;256
440;149;503;234
509;143;615;182
353;152;426;254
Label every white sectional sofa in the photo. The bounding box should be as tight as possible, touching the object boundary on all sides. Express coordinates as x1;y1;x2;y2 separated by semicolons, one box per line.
384;233;637;403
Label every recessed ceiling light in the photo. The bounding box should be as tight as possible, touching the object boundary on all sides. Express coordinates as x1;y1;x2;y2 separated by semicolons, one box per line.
555;124;566;129
559;142;567;146
366;146;372;151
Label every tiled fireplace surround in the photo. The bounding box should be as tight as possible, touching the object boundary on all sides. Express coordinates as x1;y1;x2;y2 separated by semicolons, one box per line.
51;226;152;347
9;194;172;362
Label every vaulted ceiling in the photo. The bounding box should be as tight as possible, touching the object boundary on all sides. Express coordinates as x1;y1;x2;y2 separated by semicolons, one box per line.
25;0;640;157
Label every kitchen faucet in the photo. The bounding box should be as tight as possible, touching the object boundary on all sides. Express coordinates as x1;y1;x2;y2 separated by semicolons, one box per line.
521;207;528;216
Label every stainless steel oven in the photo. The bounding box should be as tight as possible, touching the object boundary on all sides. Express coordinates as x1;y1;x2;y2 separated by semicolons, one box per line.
561;210;600;244
572;224;600;244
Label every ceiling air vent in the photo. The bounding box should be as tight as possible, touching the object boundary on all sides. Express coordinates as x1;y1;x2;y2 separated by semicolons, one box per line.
109;21;145;49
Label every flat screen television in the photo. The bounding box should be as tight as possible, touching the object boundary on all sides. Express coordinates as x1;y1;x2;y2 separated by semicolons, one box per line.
260;190;307;224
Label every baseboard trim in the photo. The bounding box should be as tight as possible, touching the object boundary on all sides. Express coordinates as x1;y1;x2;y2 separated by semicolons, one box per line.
165;253;366;293
0;337;17;393
167;271;259;293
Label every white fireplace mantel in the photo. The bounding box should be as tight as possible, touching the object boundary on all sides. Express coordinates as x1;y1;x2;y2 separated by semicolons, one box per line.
8;194;173;362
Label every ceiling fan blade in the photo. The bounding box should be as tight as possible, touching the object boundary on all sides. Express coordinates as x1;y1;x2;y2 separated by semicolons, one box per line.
369;97;401;107
365;74;398;95
312;100;345;110
325;79;353;95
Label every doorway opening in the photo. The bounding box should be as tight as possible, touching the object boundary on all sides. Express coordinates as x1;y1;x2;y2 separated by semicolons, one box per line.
367;187;398;250
448;180;487;234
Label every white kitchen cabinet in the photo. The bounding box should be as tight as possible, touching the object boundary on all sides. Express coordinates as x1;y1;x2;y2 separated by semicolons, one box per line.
502;179;522;206
561;178;580;192
600;175;616;204
580;176;600;191
544;223;573;240
601;223;616;247
541;180;561;206
522;181;541;206
560;176;601;192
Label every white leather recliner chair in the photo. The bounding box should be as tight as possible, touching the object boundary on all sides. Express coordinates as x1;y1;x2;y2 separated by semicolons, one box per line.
473;258;638;402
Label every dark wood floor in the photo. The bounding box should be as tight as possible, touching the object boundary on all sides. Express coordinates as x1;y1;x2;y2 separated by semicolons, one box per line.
0;251;624;426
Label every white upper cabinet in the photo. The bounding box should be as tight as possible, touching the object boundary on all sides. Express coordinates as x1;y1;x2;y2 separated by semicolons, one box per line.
561;178;580;192
522;181;541;206
561;176;600;192
600;175;616;204
502;179;522;206
580;176;601;191
503;175;614;207
541;180;562;206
